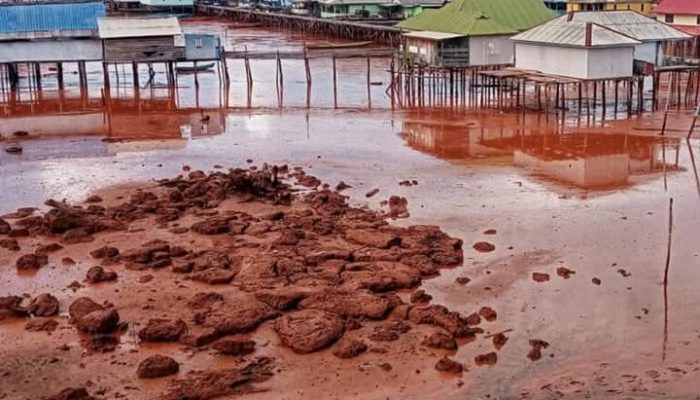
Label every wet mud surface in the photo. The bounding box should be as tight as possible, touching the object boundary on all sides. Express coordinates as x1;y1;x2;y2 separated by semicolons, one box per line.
3;18;700;400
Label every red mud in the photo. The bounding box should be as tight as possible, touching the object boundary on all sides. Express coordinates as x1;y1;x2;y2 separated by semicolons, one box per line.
0;164;492;399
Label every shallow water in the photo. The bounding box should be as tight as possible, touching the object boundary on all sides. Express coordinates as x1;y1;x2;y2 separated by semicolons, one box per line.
2;19;700;400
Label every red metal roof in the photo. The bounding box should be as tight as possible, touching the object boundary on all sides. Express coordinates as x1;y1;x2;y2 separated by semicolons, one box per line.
655;0;700;16
673;24;700;37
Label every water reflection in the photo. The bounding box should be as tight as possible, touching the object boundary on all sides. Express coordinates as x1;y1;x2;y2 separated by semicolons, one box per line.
401;116;682;190
0;89;225;161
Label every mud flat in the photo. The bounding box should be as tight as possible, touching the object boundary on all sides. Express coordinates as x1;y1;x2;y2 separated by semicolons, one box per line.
0;164;509;400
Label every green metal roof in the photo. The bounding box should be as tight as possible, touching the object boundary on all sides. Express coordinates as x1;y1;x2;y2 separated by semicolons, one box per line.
398;0;556;36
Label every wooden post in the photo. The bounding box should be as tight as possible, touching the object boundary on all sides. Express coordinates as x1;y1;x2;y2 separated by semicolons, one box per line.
389;58;395;110
332;54;337;108
57;62;64;90
132;62;139;89
614;79;619;117
601;80;606;119
304;45;311;85
34;63;42;90
102;62;110;89
366;56;371;108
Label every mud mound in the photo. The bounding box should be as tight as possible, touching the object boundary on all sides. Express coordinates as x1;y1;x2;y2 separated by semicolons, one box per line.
160;357;275;400
274;309;345;354
137;355;180;378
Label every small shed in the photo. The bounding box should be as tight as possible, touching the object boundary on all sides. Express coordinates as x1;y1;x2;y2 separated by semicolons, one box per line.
184;34;221;60
398;0;555;66
98;17;185;63
0;1;105;63
512;22;640;79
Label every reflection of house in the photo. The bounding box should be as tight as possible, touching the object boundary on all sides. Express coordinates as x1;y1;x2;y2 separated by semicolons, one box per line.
400;116;680;190
0;1;105;63
566;0;654;14
512;22;640;79
484;133;679;188
401;120;515;159
0;95;225;141
398;0;555;66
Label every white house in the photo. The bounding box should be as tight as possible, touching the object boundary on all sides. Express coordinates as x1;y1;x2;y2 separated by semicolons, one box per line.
536;11;690;66
511;22;640;79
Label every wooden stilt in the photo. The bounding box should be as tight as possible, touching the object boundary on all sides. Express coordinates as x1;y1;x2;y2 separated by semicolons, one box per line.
57;62;64;90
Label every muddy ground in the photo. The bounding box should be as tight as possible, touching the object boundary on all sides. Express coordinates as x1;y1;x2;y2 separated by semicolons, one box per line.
2;109;700;400
0;164;510;400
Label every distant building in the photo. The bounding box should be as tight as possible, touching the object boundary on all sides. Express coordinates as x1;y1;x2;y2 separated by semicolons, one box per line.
98;17;185;63
0;1;105;63
318;0;443;20
512;22;640;79
566;0;653;15
139;0;194;12
398;0;555;66
654;0;700;37
543;0;567;16
542;11;690;66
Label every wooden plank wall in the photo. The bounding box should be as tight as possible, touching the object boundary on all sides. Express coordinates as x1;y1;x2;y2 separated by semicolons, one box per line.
103;36;185;63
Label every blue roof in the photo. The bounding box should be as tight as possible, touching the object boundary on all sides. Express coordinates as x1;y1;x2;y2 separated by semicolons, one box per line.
0;1;105;35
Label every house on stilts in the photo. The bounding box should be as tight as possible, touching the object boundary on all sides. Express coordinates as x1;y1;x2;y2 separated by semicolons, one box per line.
397;0;555;67
0;0;105;90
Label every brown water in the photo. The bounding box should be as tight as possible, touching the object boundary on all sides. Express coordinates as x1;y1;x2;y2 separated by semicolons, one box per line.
2;19;700;400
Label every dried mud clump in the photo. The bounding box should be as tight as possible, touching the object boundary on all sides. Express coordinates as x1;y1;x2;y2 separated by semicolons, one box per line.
161;357;275;400
422;330;458;350
45;387;96;400
474;352;498;366
68;297;120;334
0;295;29;319
332;338;368;359
473;242;495;253
213;339;256;356
527;339;550;361
492;332;509;350
137;355;180;378
435;357;463;374
532;272;550;282
556;267;575;279
85;266;118;283
275;309;345;353
29;293;59;317
16;253;48;270
138;319;187;342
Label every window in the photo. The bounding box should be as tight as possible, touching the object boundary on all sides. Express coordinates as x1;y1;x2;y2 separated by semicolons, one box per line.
665;14;674;23
195;38;203;48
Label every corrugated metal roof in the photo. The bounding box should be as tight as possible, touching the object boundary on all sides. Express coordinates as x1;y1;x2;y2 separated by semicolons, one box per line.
403;30;465;40
512;21;640;47
98;17;182;39
0;1;104;38
398;0;555;36
557;11;690;41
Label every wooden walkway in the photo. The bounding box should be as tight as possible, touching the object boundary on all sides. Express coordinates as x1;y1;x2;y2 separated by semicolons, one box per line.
224;47;392;60
196;4;402;45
